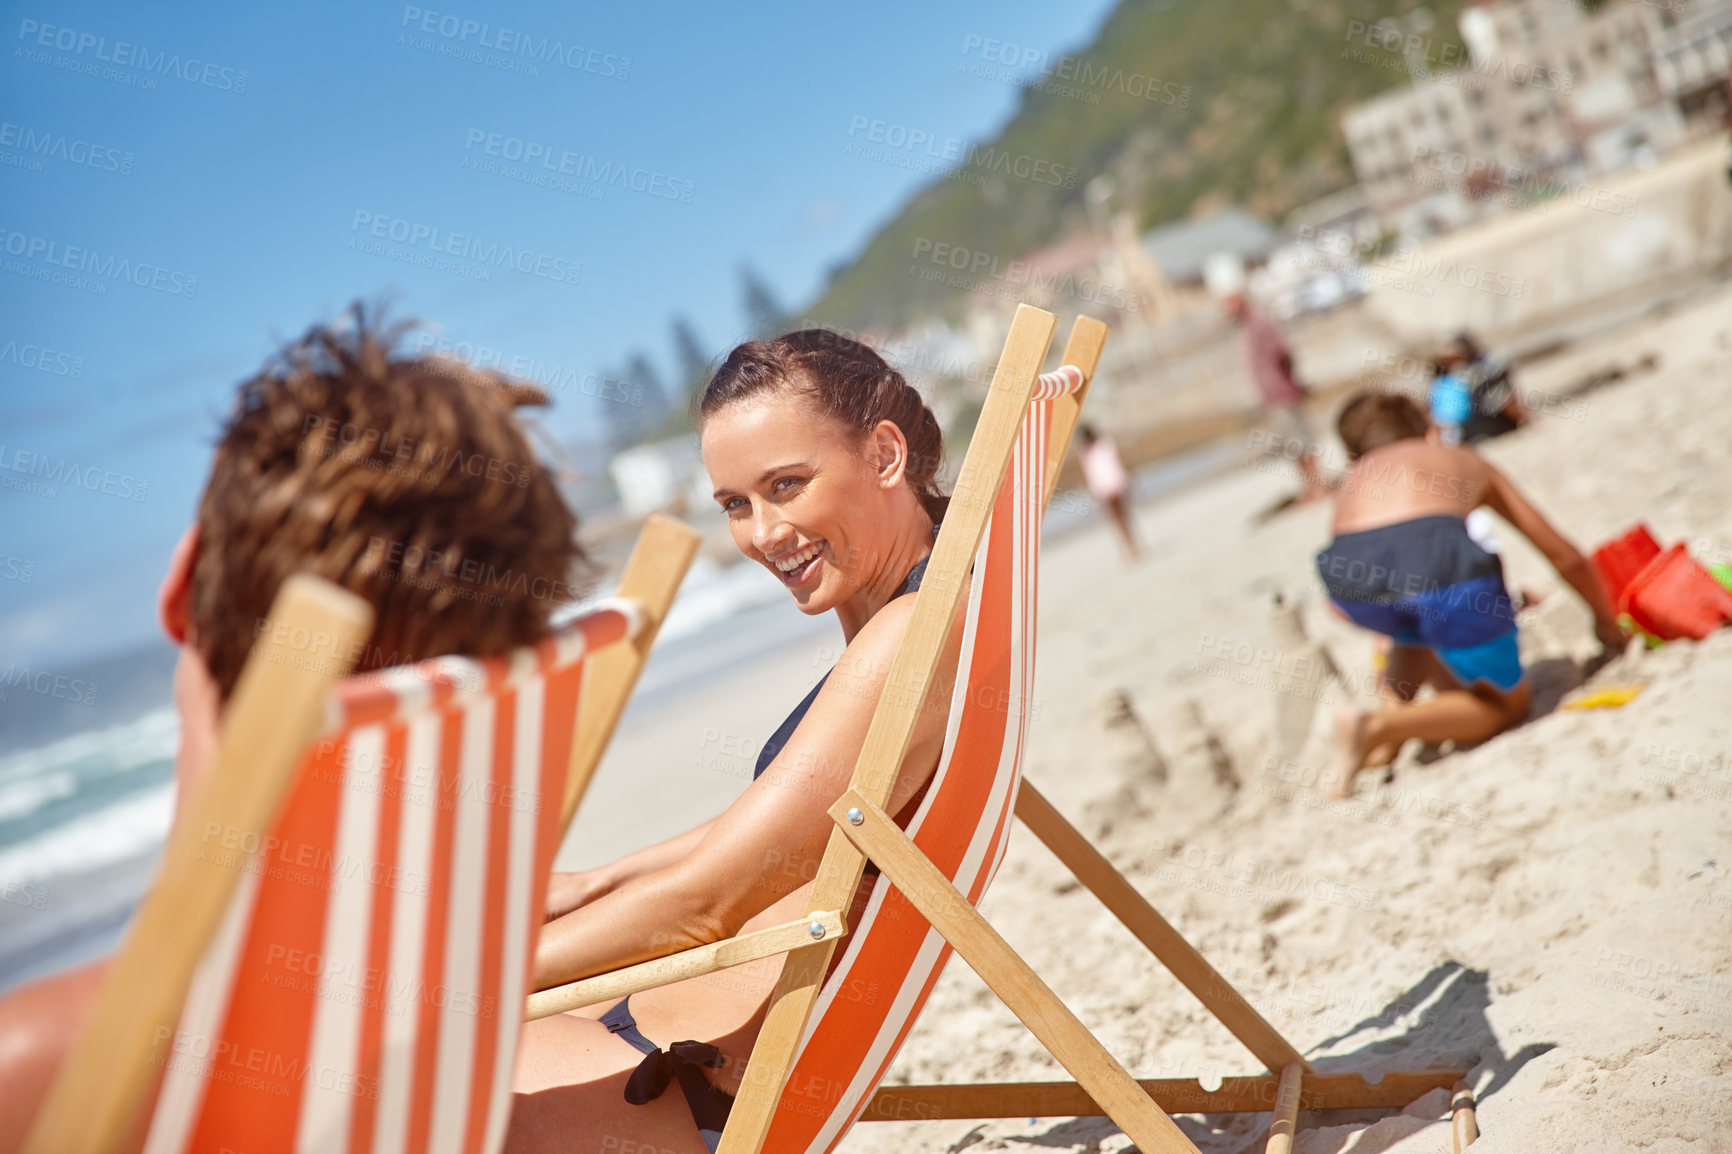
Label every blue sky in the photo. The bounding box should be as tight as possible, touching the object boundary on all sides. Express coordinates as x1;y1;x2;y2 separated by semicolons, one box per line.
0;0;1118;668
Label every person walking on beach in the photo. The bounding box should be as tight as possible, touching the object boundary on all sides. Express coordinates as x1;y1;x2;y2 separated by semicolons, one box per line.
1077;422;1140;561
1207;256;1328;502
1315;390;1623;798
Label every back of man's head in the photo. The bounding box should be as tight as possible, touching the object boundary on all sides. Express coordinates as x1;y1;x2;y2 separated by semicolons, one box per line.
190;305;585;699
1336;390;1430;462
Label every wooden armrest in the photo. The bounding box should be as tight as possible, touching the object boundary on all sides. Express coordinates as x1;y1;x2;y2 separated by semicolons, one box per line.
525;909;846;1021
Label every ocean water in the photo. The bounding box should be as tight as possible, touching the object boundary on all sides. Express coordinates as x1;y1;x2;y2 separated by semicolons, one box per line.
0;708;179;988
0;557;815;992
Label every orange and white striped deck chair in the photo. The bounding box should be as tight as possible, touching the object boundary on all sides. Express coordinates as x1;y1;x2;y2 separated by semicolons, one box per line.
714;308;1204;1154
529;309;1474;1154
25;515;700;1154
737;314;1097;1153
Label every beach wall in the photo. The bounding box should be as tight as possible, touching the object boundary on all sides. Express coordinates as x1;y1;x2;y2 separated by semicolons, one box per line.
1363;134;1732;344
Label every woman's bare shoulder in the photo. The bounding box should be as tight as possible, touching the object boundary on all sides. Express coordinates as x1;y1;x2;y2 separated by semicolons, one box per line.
829;595;918;694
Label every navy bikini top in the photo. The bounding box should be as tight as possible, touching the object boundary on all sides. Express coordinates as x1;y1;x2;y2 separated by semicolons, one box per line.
753;542;934;779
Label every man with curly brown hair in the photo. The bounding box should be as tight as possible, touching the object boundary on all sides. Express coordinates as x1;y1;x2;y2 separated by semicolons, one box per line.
0;304;588;1151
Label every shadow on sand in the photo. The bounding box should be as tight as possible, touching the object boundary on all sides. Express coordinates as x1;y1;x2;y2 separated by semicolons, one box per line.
945;961;1551;1154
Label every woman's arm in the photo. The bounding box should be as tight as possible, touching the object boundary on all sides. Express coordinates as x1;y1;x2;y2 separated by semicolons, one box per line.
544;819;716;920
531;595;961;991
1479;463;1624;647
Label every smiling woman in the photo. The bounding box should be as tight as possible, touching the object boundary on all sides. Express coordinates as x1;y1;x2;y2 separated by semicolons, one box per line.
512;330;964;1154
699;330;946;635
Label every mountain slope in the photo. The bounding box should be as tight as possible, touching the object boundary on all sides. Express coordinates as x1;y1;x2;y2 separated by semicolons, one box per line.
809;0;1467;331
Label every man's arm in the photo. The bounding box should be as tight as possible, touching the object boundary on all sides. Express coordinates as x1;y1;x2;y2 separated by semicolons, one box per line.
1479;463;1624;647
0;960;110;1154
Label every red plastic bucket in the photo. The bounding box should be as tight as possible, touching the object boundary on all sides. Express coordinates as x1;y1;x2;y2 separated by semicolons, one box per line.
1620;544;1732;642
1592;524;1661;606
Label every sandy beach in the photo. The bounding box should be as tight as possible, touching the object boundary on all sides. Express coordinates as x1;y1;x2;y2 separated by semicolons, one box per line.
562;280;1732;1152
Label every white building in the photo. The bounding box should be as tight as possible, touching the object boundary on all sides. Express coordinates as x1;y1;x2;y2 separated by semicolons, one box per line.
1651;0;1732;134
1343;0;1715;233
608;435;707;518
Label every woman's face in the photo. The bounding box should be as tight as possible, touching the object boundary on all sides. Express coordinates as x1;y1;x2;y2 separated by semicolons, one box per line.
702;391;912;616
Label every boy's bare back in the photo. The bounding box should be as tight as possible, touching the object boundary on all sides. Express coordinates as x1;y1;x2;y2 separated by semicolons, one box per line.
1333;438;1493;535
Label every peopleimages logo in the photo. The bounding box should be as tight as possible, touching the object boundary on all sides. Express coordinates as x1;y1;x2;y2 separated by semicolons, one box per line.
845;117;1079;189
348;211;581;287
0;121;133;174
959;34;1191;107
1340;20;1572;94
404;332;648;406
0;337;83;378
0;444;149;501
462;129;694;203
15;18;249;93
398;7;629;79
909;237;1142;312
0;228;198;297
1297;225;1524;300
0;665;99;707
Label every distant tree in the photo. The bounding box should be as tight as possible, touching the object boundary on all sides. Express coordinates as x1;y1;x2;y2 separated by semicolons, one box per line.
596;350;664;449
670;315;711;397
623;351;669;424
599;363;637;449
739;263;788;339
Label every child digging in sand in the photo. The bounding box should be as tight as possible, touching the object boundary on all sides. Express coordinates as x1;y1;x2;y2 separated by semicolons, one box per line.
1315;390;1624;798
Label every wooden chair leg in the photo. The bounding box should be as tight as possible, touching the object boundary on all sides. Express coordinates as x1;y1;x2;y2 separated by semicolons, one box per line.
1014;781;1310;1075
830;790;1201;1154
1452;1080;1479;1150
1264;1064;1303;1154
860;1069;1463;1121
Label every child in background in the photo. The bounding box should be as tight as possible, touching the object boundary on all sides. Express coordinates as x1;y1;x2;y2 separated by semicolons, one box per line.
1078;422;1140;562
1429;368;1472;446
1430;333;1528;445
1315;391;1623;798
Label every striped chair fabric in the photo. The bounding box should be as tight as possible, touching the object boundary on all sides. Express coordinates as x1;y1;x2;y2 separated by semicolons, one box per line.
142;602;641;1154
762;365;1084;1153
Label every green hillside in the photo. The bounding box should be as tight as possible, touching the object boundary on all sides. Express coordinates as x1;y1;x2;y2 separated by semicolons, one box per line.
808;0;1468;332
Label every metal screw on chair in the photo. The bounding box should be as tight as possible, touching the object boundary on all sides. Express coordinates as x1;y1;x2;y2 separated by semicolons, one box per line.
846;807;863;825
807;921;826;940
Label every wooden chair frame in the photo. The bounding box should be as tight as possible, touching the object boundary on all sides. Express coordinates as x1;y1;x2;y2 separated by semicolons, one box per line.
26;513;700;1154
528;309;1481;1154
